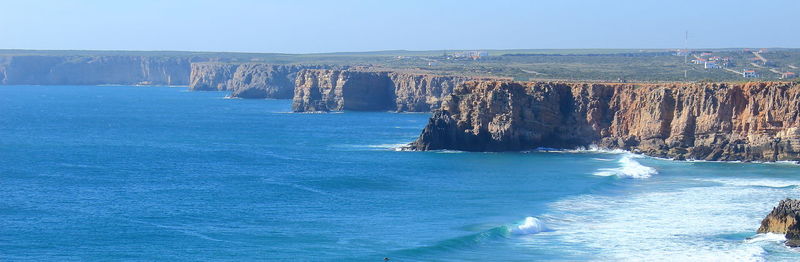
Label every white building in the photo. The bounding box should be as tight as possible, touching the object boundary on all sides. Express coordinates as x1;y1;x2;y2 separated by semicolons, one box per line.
742;69;759;78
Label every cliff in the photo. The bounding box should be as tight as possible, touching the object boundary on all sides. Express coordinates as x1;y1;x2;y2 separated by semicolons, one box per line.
292;69;471;112
188;63;239;91
188;63;329;99
758;199;800;247
0;55;199;85
410;81;800;162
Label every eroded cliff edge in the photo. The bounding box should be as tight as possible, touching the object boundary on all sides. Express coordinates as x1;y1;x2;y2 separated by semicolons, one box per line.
410;81;800;162
0;55;199;85
189;63;330;99
292;69;472;112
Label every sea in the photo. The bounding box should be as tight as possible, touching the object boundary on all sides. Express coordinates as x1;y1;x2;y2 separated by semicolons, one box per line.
2;85;799;261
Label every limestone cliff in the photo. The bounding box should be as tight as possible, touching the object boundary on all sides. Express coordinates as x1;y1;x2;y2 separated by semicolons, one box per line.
0;55;199;85
293;69;395;111
758;199;800;247
410;81;800;162
188;63;239;91
390;73;471;112
188;63;329;99
292;69;470;112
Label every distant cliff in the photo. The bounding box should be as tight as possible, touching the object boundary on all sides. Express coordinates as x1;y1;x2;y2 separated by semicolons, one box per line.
292;69;472;112
410;81;800;162
189;63;329;99
0;55;199;85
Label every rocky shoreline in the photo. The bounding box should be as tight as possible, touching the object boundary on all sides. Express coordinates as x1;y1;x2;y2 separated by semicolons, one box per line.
759;199;800;247
409;81;800;162
5;55;800;162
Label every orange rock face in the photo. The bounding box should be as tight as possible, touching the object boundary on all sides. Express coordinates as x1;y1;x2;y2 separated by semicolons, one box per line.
411;81;800;161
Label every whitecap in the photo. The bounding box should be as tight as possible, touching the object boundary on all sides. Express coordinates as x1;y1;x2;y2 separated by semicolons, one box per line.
543;180;791;261
566;144;629;154
592;154;657;179
510;217;549;235
745;233;786;244
436;150;465;154
334;143;410;151
700;178;800;188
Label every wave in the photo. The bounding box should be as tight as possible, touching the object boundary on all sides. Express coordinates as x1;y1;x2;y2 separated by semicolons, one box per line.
388;217;548;257
363;143;409;151
700;178;800;189
544;183;784;261
593;154;658;179
334;143;410;151
745;233;787;244
567;144;629;154
510;217;549;235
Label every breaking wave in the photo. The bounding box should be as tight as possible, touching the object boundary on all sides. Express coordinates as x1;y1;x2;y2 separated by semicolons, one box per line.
701;178;800;189
510;217;549;235
745;233;787;244
593;154;658;179
389;217;549;257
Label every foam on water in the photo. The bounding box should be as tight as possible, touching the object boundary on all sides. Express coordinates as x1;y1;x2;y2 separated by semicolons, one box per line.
702;178;800;188
593;154;658;179
568;144;629;154
335;143;410;151
542;178;794;261
510;217;549;235
746;233;787;244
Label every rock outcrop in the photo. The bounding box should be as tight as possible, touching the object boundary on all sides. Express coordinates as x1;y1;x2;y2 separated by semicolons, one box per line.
410;81;800;162
188;63;239;91
758;199;800;247
0;55;200;85
188;63;329;99
292;69;471;112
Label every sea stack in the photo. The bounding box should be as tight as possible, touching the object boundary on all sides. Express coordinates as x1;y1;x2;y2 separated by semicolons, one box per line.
758;198;800;247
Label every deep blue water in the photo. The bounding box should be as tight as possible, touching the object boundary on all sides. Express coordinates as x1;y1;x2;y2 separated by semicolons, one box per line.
2;85;800;261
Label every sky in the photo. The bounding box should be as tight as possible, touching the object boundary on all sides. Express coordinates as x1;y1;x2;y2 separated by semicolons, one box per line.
1;0;798;53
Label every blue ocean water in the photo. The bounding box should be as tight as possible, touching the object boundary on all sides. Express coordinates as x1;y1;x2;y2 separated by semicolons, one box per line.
1;85;800;261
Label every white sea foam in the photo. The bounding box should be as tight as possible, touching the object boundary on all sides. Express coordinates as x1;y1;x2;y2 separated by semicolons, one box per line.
510;217;548;235
593;154;658;179
702;178;800;188
541;179;793;261
745;233;787;244
436;150;465;154
363;143;409;151
567;144;629;154
336;143;410;151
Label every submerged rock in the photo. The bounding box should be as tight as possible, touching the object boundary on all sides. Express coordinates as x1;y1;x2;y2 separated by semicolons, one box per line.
758;199;800;247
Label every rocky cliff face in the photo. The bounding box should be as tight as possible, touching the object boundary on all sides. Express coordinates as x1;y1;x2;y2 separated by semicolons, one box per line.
292;69;470;112
188;63;239;91
410;81;800;162
293;69;395;111
188;63;328;99
390;73;471;112
758;199;800;247
0;55;199;85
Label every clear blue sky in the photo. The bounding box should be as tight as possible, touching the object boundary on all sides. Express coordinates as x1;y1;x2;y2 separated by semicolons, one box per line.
1;0;797;53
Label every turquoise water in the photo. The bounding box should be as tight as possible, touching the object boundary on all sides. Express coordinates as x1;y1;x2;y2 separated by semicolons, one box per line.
2;85;800;261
